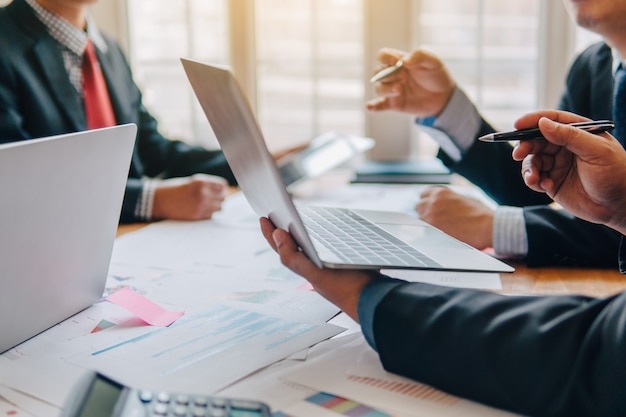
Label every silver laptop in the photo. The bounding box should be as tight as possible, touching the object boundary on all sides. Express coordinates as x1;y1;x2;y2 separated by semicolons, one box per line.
0;124;137;353
181;59;513;273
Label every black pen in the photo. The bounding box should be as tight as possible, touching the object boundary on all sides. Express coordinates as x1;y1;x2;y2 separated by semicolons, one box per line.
479;120;615;142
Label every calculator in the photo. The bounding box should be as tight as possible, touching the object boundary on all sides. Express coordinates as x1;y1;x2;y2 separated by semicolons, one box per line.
61;370;271;417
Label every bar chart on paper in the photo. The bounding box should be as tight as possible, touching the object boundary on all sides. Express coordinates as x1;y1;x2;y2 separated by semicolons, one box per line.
67;303;343;395
306;392;392;417
90;319;116;333
346;375;458;407
272;391;394;417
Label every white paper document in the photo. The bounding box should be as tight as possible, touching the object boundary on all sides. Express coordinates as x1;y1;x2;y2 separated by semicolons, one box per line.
0;385;60;417
1;187;506;416
280;334;521;417
66;302;344;395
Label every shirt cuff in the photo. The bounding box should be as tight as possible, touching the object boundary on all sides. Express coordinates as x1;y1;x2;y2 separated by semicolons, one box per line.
417;87;481;162
358;275;407;351
134;179;157;221
493;206;528;258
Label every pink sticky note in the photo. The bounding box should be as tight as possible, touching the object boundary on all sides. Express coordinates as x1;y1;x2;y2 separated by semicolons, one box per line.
106;287;184;326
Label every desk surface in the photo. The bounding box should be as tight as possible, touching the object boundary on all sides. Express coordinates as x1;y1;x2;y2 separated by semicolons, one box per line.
7;184;626;417
117;223;626;299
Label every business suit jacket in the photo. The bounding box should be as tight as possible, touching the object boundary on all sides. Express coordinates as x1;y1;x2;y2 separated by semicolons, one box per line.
0;0;236;223
438;42;619;268
369;268;626;417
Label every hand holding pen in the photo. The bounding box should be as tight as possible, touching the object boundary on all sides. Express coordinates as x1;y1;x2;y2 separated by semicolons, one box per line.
479;120;615;142
511;111;626;228
365;48;456;117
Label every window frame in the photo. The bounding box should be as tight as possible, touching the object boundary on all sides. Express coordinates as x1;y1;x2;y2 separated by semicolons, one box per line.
92;0;578;156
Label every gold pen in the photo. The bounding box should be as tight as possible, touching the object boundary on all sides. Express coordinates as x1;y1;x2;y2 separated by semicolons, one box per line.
369;60;404;83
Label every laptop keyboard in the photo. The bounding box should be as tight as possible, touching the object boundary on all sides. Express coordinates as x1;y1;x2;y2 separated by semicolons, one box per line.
297;206;441;268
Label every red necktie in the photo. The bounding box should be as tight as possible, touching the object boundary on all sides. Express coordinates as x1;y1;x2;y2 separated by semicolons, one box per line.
82;40;116;129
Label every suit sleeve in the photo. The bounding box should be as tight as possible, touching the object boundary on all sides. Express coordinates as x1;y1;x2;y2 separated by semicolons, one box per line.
523;206;621;268
102;40;237;186
360;278;626;417
436;42;618;267
103;40;237;223
437;119;552;207
133;100;236;184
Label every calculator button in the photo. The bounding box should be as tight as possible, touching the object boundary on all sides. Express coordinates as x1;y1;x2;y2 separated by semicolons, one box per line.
138;390;154;403
175;394;190;405
156;392;171;403
153;403;168;415
192;406;208;417
194;397;209;407
210;398;226;408
208;409;227;417
173;404;188;416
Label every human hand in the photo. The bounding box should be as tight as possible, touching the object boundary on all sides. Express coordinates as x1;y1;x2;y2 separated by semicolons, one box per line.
272;143;309;162
151;174;228;221
416;186;494;249
259;217;379;322
512;110;626;234
366;48;456;117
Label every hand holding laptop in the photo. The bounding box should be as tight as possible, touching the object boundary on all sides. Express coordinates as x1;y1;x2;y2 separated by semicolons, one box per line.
259;217;374;323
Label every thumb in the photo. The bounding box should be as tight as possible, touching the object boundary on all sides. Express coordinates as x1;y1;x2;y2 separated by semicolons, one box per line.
405;49;443;71
538;117;603;156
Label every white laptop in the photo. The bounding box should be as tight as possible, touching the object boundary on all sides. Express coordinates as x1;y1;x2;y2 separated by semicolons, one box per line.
181;59;513;273
0;124;137;353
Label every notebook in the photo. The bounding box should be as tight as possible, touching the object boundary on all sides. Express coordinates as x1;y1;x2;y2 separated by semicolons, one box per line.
352;159;452;184
0;124;137;353
181;59;513;273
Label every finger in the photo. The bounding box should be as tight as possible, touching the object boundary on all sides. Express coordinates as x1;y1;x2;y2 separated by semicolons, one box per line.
513;110;590;130
259;217;279;252
511;138;552;161
419;185;447;199
191;173;228;184
209;182;228;194
377;48;405;66
521;154;558;195
415;201;429;218
202;180;228;195
194;201;223;220
271;228;320;277
374;80;402;97
198;185;226;204
404;49;443;70
520;155;543;189
365;96;392;112
537;117;604;152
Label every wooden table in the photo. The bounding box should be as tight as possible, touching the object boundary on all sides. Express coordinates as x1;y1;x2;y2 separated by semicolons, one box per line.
500;261;626;298
117;223;626;299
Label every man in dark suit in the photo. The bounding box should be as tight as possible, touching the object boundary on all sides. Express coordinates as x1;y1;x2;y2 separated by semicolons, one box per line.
259;110;626;417
367;0;622;268
0;0;236;223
